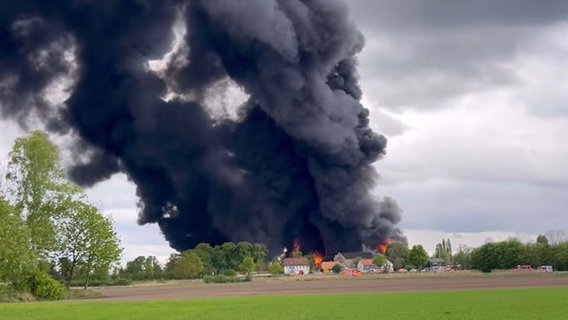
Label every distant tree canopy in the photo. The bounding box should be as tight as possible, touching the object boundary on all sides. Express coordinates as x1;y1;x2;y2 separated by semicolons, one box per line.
464;236;568;273
159;241;268;279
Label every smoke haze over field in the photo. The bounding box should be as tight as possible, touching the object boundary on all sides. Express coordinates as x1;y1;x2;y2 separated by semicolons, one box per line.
0;0;402;254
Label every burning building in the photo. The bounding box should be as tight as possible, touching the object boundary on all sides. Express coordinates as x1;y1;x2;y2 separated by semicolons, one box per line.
0;0;404;255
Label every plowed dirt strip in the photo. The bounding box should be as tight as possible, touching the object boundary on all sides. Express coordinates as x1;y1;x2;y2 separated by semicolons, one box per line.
92;275;568;302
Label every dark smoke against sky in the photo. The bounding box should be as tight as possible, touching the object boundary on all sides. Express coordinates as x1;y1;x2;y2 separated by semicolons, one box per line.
0;0;403;254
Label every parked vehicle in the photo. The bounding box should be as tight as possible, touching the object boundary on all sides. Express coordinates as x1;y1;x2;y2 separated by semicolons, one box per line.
539;265;554;272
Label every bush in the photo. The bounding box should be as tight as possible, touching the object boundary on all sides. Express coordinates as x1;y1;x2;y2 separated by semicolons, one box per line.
223;269;237;276
268;262;284;275
27;272;66;300
112;278;132;286
331;264;343;274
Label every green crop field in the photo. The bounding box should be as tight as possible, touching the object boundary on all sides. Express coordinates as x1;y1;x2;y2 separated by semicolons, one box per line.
1;287;567;320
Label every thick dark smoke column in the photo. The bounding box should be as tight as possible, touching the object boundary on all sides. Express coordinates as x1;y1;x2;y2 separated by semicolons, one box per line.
0;0;403;254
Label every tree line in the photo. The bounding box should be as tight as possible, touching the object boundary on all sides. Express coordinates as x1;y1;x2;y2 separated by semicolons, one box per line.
118;242;267;280
0;131;122;301
381;234;568;273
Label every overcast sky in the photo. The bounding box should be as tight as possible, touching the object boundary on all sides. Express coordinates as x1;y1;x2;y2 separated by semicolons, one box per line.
2;1;568;263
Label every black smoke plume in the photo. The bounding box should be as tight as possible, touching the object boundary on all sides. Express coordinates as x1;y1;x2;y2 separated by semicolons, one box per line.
0;0;404;254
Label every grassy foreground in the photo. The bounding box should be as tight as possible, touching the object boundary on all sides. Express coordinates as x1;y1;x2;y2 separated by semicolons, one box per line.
1;287;567;320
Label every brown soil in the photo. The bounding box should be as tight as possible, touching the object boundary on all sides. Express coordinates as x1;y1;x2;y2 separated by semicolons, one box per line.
92;274;568;302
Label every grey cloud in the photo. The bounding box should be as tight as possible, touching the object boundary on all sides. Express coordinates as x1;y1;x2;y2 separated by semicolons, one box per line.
347;1;568;112
393;181;568;234
349;0;568;31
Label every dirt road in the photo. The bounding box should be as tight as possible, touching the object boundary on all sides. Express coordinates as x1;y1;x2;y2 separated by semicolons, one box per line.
93;275;568;302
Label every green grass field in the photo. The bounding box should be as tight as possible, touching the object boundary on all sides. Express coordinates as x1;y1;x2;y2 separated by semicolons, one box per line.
1;287;567;320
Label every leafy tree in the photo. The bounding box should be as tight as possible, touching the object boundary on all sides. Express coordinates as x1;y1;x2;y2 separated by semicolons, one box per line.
240;257;256;274
495;240;525;269
0;197;36;289
164;253;180;278
250;243;267;266
125;256;146;279
372;254;387;268
471;243;499;273
58;203;121;289
192;243;215;275
525;243;551;268
552;242;568;271
220;242;240;271
268;262;283;275
53;201;122;288
386;242;409;270
453;245;473;270
173;251;204;279
6;131;81;257
144;256;163;279
407;245;429;269
434;239;452;263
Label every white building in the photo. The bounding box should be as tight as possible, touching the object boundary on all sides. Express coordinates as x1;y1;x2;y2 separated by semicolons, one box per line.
282;258;310;275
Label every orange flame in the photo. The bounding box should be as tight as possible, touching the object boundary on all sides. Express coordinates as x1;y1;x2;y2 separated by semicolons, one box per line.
378;239;394;255
314;253;323;267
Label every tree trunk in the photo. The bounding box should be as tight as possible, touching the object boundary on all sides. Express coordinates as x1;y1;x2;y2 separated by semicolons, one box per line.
84;271;90;290
66;265;75;289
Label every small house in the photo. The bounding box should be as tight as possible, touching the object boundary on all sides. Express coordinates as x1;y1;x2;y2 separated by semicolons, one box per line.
282;258;310;275
334;251;374;268
357;259;375;273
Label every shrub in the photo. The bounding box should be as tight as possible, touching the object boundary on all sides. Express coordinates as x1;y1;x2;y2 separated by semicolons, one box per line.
268;262;284;275
223;269;237;276
112;278;132;286
331;264;343;274
27;272;66;300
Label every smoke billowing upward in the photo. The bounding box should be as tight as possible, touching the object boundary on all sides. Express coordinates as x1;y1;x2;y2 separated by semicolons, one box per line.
0;0;404;254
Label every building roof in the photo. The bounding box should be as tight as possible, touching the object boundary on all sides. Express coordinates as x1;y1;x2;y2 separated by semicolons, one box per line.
359;259;374;266
337;252;374;259
282;258;310;266
321;261;340;270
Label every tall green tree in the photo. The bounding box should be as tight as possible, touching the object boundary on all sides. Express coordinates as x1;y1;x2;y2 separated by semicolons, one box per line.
453;245;473;270
434;239;452;263
0;197;36;289
6;131;81;257
386;242;409;270
53;202;122;288
407;245;429;269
